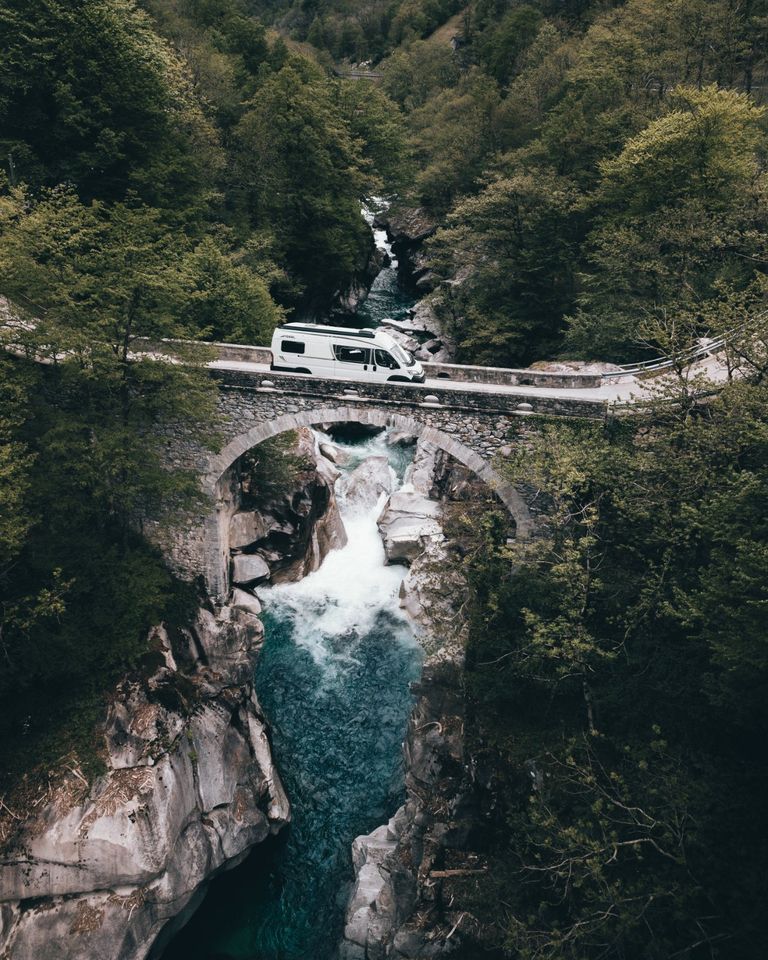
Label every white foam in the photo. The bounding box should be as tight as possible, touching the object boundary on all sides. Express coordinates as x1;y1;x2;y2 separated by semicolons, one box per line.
260;432;416;677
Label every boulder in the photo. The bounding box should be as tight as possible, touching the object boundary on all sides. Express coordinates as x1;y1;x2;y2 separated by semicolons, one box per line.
377;490;442;564
232;553;270;585
404;441;439;497
377;205;437;244
231;587;262;616
386;431;417;448
319;441;350;466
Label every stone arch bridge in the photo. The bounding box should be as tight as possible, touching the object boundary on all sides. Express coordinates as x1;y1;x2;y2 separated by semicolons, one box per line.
161;364;609;599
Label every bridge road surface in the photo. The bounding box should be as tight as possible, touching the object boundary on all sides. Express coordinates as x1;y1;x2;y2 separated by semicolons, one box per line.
207;351;732;407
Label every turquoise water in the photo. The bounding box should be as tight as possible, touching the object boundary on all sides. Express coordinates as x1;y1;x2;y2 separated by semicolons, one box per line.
160;433;422;960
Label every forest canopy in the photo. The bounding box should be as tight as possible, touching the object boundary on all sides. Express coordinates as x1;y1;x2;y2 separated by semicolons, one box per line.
1;2;768;957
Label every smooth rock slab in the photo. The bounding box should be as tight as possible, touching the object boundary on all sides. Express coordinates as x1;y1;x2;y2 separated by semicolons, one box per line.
341;455;394;507
232;553;271;585
232;587;262;616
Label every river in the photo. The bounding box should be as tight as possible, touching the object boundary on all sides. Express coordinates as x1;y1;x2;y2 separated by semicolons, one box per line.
160;211;424;959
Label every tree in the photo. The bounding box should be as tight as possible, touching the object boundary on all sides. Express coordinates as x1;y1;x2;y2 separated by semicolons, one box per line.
430;169;582;365
183;236;285;343
0;182;212;783
335;81;411;188
565;85;768;360
409;70;505;210
0;0;221;205
234;59;372;306
0;183;215;525
459;376;768;957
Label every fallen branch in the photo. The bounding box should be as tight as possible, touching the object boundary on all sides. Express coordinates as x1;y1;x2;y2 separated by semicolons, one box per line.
0;797;23;821
446;912;468;940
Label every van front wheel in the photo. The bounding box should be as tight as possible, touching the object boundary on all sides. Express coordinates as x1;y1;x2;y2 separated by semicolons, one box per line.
387;375;410;383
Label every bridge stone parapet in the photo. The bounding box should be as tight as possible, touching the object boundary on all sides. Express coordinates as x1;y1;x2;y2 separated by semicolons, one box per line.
422;360;603;389
211;368;608;419
134;337;606;390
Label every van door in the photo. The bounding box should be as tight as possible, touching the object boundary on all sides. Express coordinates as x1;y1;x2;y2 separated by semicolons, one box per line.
333;343;372;381
373;348;402;382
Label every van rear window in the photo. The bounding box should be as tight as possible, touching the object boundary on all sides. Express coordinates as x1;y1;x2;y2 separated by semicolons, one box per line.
281;340;305;354
334;345;370;364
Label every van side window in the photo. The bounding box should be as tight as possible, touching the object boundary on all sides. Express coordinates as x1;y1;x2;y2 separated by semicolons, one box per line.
334;345;370;364
375;349;398;369
281;340;305;354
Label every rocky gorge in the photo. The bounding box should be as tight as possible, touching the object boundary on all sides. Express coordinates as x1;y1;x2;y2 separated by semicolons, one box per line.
0;607;289;960
0;206;499;960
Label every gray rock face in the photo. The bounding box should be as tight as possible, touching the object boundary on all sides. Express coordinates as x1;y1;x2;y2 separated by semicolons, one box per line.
399;538;468;659
232;586;262;616
339;810;412;960
229;511;269;551
381;300;455;364
228;427;347;587
376;440;443;564
376;206;437;245
0;610;289;960
405;440;439;497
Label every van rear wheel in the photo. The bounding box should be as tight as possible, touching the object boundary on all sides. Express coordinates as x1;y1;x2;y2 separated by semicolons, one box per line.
271;364;312;375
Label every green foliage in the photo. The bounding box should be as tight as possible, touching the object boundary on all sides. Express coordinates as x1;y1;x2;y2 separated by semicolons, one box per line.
234;59;373;305
476;4;542;85
0;181;214;785
597;85;765;215
0;0;221;205
409;70;506;210
460;379;768;957
0;358;35;572
183;237;285;343
335;81;411;188
430;169;582;364
565;86;768;359
380;0;768;364
239;431;313;503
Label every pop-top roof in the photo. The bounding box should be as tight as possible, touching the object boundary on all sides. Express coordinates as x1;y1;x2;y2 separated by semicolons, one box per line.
277;323;377;340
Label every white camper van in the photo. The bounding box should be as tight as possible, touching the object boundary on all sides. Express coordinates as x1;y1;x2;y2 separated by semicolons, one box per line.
270;323;426;384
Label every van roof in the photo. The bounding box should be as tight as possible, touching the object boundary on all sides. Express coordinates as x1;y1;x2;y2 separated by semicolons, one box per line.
277;323;377;341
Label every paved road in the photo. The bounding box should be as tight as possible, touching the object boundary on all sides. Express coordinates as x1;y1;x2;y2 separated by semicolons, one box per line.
208;351;731;406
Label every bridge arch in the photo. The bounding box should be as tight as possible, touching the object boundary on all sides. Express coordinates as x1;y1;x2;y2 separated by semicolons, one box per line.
201;405;533;599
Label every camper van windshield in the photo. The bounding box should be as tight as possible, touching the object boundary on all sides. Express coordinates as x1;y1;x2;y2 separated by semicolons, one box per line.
391;343;415;367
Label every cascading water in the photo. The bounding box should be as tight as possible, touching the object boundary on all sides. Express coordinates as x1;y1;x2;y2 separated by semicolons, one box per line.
161;431;422;960
355;198;417;329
